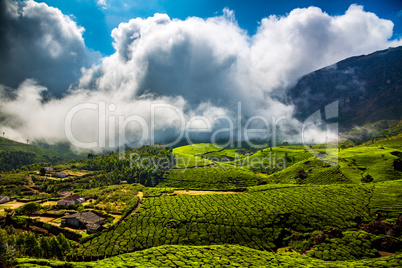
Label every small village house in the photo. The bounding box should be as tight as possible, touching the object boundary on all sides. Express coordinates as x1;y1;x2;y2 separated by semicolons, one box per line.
0;195;10;204
60;212;105;232
57;194;85;206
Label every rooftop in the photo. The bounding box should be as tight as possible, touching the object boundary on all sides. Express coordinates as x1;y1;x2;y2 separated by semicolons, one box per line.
62;212;105;224
59;194;84;203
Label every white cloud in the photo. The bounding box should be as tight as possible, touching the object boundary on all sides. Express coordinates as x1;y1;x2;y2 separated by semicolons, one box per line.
250;4;400;92
1;3;401;148
97;0;107;9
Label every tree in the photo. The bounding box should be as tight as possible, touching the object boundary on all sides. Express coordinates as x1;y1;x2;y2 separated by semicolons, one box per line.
56;234;71;256
23;233;41;257
39;237;51;258
284;153;291;163
393;158;402;172
49;236;62;259
0;231;15;267
18;202;42;218
39;167;46;176
340;144;347;150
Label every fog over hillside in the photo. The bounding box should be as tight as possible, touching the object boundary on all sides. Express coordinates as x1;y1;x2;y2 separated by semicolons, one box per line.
0;0;401;150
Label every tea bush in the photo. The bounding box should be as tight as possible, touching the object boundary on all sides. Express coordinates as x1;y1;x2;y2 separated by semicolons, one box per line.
78;184;373;259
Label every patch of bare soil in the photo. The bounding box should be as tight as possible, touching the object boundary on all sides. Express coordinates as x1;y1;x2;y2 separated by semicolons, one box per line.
378;251;396;257
0;201;25;210
31;216;58;223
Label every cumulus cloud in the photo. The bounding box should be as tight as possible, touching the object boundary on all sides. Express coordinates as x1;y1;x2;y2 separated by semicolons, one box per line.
250;4;400;92
0;2;401;149
0;0;94;95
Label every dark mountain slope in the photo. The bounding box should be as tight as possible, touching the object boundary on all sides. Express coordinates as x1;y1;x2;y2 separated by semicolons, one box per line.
287;46;402;130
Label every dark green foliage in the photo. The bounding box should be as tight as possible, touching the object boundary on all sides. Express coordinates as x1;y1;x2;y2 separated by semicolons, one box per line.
0;151;37;172
0;227;73;261
39;168;46;176
18;202;42;217
0;229;16;268
308;231;379;261
83;144;172;187
393;158;402;172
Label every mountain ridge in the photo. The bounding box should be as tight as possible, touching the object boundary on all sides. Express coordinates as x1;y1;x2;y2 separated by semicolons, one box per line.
287;46;402;131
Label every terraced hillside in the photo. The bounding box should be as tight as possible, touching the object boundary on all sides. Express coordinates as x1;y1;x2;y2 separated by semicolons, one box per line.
78;184;381;259
162;166;260;190
16;244;402;267
263;140;401;185
162;138;401;190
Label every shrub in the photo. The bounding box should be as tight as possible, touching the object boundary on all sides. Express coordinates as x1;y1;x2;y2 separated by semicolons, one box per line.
18;202;42;217
361;174;374;183
393;158;402;172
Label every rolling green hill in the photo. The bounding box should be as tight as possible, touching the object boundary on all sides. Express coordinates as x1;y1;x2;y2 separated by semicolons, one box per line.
0;137;83;171
0;137;83;158
162;133;401;189
341;120;402;144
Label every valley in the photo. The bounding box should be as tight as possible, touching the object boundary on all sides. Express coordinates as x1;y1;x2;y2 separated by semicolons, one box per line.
0;123;401;267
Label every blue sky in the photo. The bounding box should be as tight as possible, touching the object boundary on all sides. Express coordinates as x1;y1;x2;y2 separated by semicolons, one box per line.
38;0;402;56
